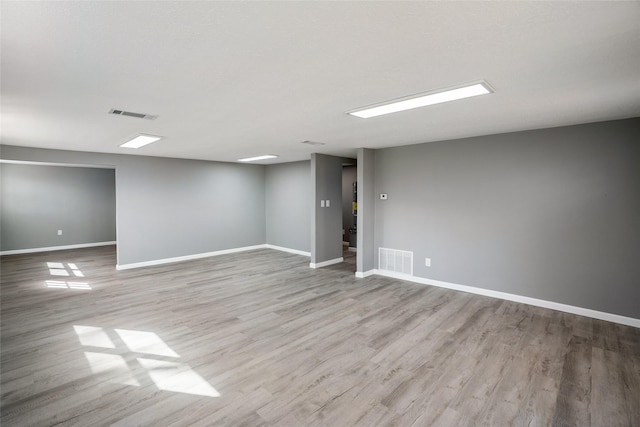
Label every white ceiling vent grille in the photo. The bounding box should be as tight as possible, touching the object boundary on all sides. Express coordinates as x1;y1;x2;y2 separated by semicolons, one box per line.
109;108;158;120
379;247;413;276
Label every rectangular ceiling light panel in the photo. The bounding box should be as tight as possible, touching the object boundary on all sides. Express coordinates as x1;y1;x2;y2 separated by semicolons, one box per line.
238;155;278;162
348;81;493;118
120;134;163;149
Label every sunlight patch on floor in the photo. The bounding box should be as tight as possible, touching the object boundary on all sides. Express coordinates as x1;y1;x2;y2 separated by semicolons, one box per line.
49;269;69;276
84;352;141;386
73;325;219;397
74;325;116;348
137;358;220;397
115;329;179;358
46;280;91;290
46;262;89;288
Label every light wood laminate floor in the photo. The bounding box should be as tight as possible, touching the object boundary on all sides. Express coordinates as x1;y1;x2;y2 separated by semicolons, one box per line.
1;246;639;426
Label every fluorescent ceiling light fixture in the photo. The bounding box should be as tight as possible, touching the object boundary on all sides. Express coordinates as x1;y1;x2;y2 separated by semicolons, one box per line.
237;155;278;162
120;134;163;149
348;81;493;118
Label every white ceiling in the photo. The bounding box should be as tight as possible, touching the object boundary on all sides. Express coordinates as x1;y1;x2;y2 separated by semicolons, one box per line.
2;1;639;164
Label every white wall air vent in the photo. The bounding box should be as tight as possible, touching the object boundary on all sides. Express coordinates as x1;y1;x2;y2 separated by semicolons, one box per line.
109;109;158;120
378;247;413;276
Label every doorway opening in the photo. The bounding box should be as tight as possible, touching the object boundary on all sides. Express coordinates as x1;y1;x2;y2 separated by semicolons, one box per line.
342;161;357;272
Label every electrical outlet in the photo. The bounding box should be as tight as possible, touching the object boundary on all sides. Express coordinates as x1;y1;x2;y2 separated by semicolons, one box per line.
425;257;431;267
320;200;325;208
326;199;330;207
58;229;63;236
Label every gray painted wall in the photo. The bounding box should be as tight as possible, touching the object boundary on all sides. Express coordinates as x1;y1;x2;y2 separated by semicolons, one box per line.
1;163;116;251
342;165;357;245
265;161;311;252
373;118;640;319
357;148;376;273
0;145;266;266
115;156;265;265
311;153;343;264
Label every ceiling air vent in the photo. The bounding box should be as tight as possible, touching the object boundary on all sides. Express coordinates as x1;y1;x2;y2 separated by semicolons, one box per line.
300;140;326;146
109;108;158;120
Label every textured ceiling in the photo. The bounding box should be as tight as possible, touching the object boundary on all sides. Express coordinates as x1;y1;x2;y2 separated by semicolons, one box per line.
2;1;639;163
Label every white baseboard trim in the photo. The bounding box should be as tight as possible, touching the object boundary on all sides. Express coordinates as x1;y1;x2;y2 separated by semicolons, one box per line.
355;269;375;279
116;244;267;270
310;257;344;269
264;244;310;257
348;247;357;253
372;270;640;328
1;241;116;256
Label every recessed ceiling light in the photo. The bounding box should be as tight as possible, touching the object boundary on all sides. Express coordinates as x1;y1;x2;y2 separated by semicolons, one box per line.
347;80;493;119
120;134;163;149
237;155;278;162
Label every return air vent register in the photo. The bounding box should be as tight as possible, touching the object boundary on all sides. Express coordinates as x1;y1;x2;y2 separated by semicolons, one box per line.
109;109;158;120
378;248;413;276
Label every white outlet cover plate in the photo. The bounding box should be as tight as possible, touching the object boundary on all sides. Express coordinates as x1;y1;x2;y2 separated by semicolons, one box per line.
425;258;431;267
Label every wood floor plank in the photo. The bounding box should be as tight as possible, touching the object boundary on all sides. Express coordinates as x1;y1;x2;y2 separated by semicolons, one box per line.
2;245;639;426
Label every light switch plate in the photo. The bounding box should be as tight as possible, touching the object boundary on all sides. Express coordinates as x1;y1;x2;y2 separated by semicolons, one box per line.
320;200;325;208
58;229;63;235
326;200;330;207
